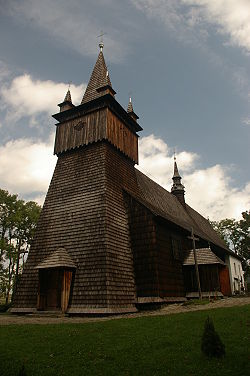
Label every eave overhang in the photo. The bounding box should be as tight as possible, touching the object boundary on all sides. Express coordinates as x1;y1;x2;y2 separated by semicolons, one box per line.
52;94;142;134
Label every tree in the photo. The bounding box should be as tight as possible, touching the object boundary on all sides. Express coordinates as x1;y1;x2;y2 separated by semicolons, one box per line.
201;316;225;358
209;211;250;275
0;189;41;304
238;211;250;274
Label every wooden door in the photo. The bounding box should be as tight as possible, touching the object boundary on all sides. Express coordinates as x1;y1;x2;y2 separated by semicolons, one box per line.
219;266;232;296
37;269;63;311
61;270;73;313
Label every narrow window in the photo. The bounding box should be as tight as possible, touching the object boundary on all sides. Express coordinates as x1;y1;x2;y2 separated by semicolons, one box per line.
171;237;182;261
234;262;236;274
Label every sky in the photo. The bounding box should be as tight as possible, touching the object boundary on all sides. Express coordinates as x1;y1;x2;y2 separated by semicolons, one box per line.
0;0;249;221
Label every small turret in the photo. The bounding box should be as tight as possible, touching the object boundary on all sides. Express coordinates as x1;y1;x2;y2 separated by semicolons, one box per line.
171;156;185;207
127;97;139;122
58;88;74;112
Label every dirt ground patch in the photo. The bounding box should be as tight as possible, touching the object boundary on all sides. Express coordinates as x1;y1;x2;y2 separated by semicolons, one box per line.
1;296;250;326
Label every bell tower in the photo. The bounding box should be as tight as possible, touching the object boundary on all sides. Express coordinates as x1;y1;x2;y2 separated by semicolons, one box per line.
53;44;141;163
12;44;143;314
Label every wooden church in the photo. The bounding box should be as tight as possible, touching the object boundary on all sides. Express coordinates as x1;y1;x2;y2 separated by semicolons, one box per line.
11;43;232;314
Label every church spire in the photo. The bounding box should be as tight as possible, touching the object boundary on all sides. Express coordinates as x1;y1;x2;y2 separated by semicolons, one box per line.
81;43;116;104
171;156;185;207
127;96;139;122
58;87;74;112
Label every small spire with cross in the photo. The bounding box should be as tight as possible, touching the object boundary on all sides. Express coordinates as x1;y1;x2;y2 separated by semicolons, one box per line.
97;30;106;52
126;91;139;122
127;91;133;113
171;151;185;206
58;81;74;112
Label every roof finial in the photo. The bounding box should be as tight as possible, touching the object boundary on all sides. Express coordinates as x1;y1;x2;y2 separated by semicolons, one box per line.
64;84;72;103
97;30;106;52
171;154;185;206
127;92;134;113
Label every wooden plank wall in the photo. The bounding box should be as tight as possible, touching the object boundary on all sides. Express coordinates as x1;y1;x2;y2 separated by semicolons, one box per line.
106;109;138;163
184;265;220;292
54;109;107;155
54;108;138;163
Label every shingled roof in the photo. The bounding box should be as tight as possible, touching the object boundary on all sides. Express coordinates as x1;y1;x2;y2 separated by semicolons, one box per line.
131;169;228;250
183;248;225;265
64;89;72;103
81;50;115;104
35;248;76;269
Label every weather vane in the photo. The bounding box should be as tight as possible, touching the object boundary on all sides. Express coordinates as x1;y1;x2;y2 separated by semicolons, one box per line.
97;30;106;51
68;81;72;90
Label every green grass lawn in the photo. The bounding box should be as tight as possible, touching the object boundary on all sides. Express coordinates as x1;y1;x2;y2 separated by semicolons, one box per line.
0;305;249;376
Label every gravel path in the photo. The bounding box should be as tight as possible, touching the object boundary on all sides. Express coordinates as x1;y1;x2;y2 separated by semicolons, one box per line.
1;296;249;326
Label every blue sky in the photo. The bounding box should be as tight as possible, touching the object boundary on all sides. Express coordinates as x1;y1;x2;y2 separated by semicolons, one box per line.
0;0;249;220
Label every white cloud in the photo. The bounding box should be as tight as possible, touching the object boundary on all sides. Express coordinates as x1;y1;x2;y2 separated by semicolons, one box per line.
131;0;250;105
132;0;250;53
138;134;198;188
0;74;85;122
242;118;250;126
0;135;56;201
0;133;248;220
138;134;250;220
182;0;250;53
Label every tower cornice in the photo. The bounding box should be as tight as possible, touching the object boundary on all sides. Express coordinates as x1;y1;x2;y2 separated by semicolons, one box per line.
52;93;142;134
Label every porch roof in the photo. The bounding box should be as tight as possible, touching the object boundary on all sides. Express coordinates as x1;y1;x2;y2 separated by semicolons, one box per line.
35;248;76;269
183;248;225;266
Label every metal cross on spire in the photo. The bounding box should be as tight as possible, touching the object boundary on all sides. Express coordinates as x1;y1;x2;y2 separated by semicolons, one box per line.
68;81;72;90
97;30;106;51
173;148;176;161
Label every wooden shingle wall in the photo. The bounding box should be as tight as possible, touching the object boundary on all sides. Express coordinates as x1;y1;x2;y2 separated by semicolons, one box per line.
14;143;108;310
103;143;139;308
124;196;160;298
13;141;140;313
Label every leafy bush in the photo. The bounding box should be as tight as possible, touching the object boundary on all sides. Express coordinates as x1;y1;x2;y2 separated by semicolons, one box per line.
0;302;11;312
